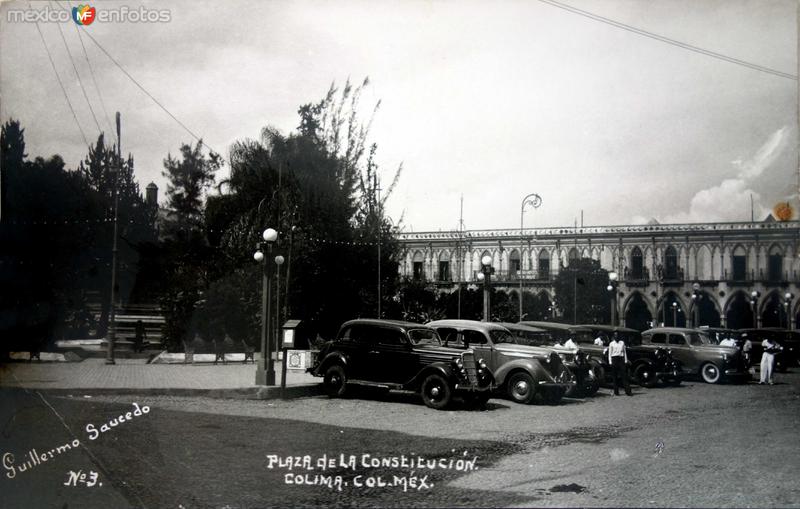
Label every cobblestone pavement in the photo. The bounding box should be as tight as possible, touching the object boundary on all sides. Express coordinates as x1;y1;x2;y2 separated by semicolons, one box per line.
0;358;317;389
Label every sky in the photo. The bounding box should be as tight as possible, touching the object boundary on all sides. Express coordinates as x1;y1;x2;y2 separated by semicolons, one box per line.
1;0;797;232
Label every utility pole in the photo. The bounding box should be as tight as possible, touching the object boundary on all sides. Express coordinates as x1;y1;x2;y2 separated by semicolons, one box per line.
376;174;382;318
457;195;464;319
106;112;121;365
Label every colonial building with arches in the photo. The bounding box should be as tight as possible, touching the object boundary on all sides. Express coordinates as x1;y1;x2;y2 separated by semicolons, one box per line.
397;219;800;330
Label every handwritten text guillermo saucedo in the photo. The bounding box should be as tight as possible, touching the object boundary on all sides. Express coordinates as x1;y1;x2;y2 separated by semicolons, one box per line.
266;451;479;492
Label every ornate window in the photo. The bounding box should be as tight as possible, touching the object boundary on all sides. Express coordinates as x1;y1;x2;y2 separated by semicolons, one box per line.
731;246;747;281
412;251;425;281
438;251;450;281
768;245;783;282
538;250;551;280
509;249;521;277
631;247;644;279
665;246;679;280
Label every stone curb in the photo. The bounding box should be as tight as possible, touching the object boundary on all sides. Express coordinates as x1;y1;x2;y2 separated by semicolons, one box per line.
20;384;323;400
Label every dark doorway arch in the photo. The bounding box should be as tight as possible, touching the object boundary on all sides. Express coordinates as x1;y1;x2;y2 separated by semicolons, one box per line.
694;292;721;327
624;293;653;331
761;292;784;328
661;292;686;327
726;291;754;329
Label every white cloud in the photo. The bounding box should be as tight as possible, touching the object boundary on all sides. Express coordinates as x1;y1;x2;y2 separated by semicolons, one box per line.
660;126;791;224
732;126;790;179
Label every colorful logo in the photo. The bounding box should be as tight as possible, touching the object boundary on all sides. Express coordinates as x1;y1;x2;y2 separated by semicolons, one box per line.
773;202;794;221
72;4;96;25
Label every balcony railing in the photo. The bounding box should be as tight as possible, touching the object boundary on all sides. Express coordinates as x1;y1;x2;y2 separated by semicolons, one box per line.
420;269;799;285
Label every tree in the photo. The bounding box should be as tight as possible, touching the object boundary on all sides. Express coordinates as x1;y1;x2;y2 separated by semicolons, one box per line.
158;141;221;350
0;120;109;353
78;134;158;334
203;78;403;340
552;258;611;325
162;140;221;239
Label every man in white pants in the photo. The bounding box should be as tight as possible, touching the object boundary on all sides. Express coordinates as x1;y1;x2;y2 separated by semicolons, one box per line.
760;337;782;385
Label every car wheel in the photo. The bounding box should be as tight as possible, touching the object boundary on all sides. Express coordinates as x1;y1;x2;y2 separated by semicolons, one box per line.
506;372;536;404
633;363;657;388
322;364;347;397
584;377;601;396
592;364;606;386
420;373;452;410
700;362;722;384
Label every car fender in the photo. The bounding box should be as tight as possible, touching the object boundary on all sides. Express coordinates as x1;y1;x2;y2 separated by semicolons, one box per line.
494;358;548;386
408;363;452;389
631;358;654;371
315;351;350;375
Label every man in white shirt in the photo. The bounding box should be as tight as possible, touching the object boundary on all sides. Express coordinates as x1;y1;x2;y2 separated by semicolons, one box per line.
760;337;782;385
564;335;577;350
593;334;605;346
607;332;632;396
719;337;736;348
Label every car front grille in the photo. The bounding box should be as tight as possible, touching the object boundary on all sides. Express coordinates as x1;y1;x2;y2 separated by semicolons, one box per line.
461;351;479;385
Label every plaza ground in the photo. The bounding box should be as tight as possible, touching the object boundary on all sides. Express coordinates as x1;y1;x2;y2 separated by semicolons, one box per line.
2;359;799;508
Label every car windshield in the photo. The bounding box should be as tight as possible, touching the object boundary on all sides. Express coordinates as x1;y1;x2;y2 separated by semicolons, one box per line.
490;330;516;344
408;328;442;346
688;333;708;346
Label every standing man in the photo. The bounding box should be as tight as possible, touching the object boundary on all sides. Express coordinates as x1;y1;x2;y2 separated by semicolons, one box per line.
607;332;632;396
760;336;782;385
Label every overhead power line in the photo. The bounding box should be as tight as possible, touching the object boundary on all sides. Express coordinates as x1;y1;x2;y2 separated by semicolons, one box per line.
70;13;116;140
538;0;797;81
51;1;103;136
30;3;90;148
55;1;219;155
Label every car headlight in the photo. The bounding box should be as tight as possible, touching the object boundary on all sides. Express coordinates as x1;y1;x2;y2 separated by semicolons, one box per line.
452;357;463;368
478;358;487;369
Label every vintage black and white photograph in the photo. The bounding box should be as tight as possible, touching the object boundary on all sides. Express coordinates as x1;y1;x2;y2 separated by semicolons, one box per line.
1;0;798;507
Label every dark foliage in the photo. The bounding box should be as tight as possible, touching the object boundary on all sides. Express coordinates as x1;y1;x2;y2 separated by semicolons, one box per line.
553;258;611;325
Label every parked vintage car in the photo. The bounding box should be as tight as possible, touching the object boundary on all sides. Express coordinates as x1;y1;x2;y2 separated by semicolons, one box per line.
426;320;575;405
497;322;599;397
518;322;682;388
641;327;749;384
737;328;796;371
308;319;494;409
581;325;682;388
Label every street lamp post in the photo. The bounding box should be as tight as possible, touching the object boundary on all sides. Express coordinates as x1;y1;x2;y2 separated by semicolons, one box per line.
671;301;677;326
750;290;761;328
784;292;794;329
275;255;285;355
519;193;542;321
607;271;618;326
691;283;701;327
478;255;494;321
254;228;278;386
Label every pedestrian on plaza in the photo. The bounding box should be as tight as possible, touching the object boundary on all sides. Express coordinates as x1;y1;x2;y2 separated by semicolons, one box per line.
759;336;783;385
134;320;147;353
742;337;754;372
594;333;606;346
564;335;577;349
607;332;632;396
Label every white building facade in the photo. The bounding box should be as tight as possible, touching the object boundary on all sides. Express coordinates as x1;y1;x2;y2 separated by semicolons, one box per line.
397;220;800;330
